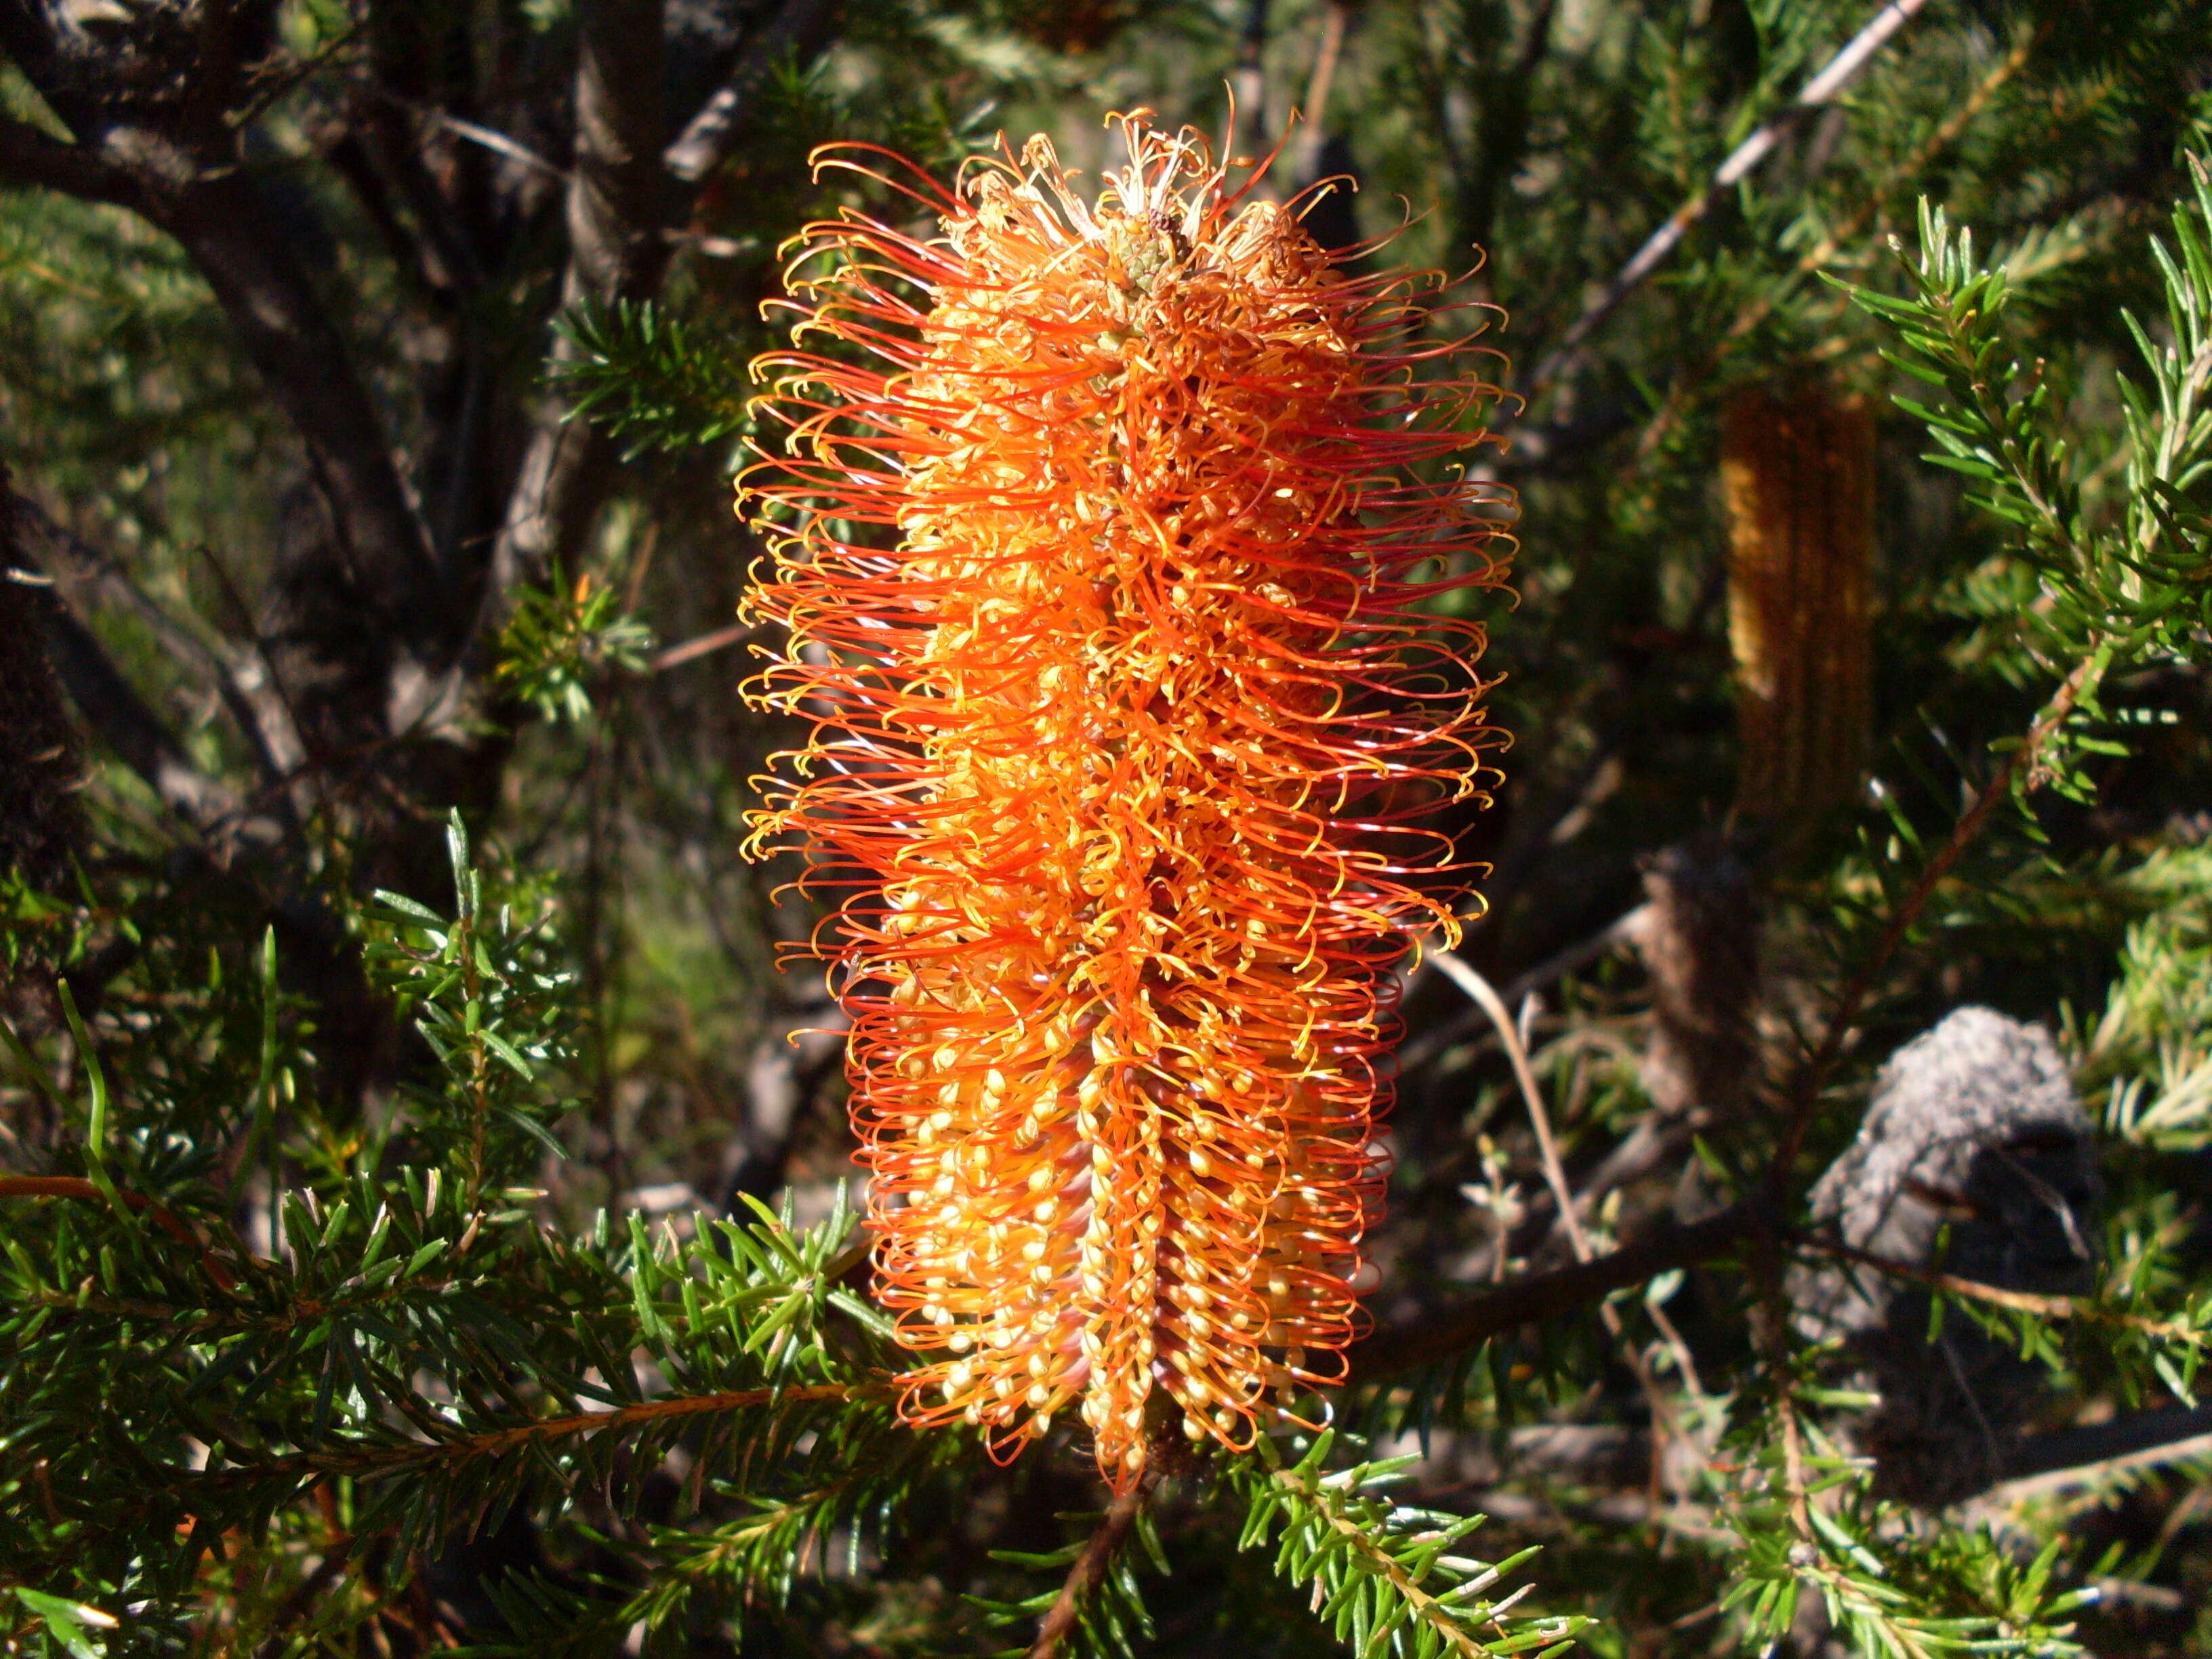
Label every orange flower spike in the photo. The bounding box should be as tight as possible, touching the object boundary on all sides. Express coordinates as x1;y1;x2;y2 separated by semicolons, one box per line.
741;115;1511;1490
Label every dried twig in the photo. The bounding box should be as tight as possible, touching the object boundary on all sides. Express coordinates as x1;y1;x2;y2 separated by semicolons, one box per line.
1799;1234;2212;1349
1397;904;1648;1076
1429;951;1589;1261
653;621;758;672
1431;951;1699;1490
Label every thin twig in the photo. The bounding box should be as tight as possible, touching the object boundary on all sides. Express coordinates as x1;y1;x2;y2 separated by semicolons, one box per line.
1748;1234;1818;1543
1429;951;1588;1261
1629;20;2048;466
1398;904;1648;1076
1429;952;1699;1488
366;86;573;181
1799;1233;2212;1348
653;621;758;672
1270;1458;1496;1659
1529;0;1933;392
434;112;569;182
1771;1369;1817;1541
203;1382;878;1485
0;1174;244;1291
3;1179;881;1448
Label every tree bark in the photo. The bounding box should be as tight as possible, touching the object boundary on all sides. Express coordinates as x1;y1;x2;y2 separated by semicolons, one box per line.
485;0;668;610
148;168;446;659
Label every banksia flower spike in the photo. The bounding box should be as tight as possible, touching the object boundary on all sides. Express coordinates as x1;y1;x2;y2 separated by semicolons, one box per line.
741;115;1510;1490
1722;386;1875;825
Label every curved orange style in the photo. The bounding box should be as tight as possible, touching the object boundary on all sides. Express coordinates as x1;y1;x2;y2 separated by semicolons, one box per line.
741;115;1511;1489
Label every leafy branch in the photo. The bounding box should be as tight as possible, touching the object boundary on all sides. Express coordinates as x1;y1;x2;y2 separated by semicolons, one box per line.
495;567;657;726
553;298;754;459
972;1477;1166;1659
1767;155;2212;1177
1719;1401;2094;1657
1227;1433;1584;1659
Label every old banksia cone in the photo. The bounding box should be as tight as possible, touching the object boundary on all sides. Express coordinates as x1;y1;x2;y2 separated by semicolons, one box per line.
741;115;1509;1488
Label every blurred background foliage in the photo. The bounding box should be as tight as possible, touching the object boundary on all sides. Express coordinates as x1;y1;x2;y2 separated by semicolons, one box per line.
4;0;2212;1654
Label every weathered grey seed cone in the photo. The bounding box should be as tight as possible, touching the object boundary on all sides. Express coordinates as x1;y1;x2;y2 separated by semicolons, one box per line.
1794;1007;2102;1507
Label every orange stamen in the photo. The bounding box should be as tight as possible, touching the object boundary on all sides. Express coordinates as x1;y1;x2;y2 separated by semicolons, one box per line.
741;114;1511;1489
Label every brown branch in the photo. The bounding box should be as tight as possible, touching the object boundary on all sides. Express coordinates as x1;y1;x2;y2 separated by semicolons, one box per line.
1799;1233;2212;1348
0;111;142;206
1348;1201;1774;1384
1431;950;1701;1485
1026;1472;1158;1659
1431;951;1591;1259
0;1174;243;1292
147;167;446;657
0;0;445;669
1397;903;1650;1077
349;91;488;298
1748;1235;1818;1543
496;0;848;615
12;492;304;794
212;1381;876;1483
566;0;668;304
8;543;280;851
1804;1236;2212;1499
